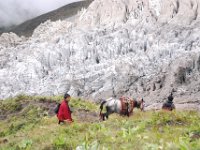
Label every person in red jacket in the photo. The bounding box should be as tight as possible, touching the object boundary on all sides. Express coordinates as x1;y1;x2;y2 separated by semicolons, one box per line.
57;93;73;124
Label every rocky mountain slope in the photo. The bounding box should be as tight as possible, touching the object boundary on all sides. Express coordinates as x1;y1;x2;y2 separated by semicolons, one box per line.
0;0;93;37
0;0;200;110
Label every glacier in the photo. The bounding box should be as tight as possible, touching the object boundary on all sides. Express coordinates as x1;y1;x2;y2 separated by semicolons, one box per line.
0;0;200;110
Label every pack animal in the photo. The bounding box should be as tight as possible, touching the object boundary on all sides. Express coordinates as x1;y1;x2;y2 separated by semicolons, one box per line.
99;97;145;120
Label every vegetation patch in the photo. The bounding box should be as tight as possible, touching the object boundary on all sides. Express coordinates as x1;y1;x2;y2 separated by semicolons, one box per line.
0;95;200;150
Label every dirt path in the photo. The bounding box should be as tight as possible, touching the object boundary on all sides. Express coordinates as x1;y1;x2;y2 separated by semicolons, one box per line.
145;102;200;111
73;109;99;123
0;100;100;123
1;100;199;123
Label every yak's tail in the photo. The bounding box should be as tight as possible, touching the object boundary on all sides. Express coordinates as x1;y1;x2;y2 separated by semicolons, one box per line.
99;101;106;116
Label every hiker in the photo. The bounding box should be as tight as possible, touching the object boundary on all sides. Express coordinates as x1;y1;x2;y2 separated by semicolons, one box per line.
57;93;73;124
162;92;175;111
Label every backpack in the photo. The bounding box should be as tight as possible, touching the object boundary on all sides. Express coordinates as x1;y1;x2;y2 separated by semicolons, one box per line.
54;103;61;114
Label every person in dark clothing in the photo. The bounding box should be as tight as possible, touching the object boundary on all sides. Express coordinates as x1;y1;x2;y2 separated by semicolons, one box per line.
162;92;175;111
168;92;174;102
57;93;73;124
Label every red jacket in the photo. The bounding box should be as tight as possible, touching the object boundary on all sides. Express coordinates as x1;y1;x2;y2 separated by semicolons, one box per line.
57;100;72;122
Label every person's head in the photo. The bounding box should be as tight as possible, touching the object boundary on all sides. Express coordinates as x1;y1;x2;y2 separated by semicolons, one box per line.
168;92;174;102
64;93;71;101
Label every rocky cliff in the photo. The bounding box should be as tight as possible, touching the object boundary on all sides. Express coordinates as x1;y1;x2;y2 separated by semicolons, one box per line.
0;0;200;110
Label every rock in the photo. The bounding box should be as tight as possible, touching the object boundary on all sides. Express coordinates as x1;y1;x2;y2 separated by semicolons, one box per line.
0;0;200;108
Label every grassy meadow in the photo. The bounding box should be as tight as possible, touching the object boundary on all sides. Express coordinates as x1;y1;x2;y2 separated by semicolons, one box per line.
0;95;200;150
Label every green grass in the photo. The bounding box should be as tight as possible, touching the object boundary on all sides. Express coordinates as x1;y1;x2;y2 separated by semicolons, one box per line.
0;95;200;150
